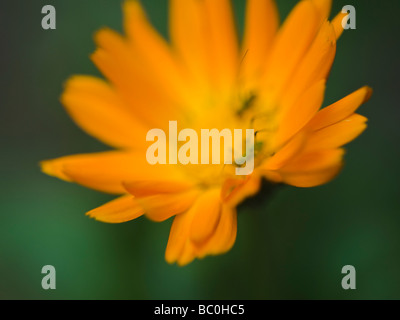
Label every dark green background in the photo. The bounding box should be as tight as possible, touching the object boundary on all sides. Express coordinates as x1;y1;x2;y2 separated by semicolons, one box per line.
1;0;399;299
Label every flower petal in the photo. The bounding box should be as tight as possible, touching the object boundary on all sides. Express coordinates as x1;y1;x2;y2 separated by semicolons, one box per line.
306;86;372;130
277;148;345;187
165;194;237;266
169;0;238;93
189;189;221;245
165;190;219;265
241;0;279;83
221;175;261;207
123;180;194;198
123;0;191;103
282;21;336;109
165;202;198;264
332;11;347;39
86;195;144;223
61;75;148;149
138;190;200;222
176;241;197;266
197;205;237;258
311;0;332;22
262;132;307;170
305;114;368;151
91;28;181;129
169;0;212;90
275;80;326;148
41;151;183;194
203;0;238;89
259;0;321;103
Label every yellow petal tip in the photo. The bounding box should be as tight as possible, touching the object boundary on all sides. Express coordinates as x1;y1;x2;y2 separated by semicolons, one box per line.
40;159;72;182
363;86;373;103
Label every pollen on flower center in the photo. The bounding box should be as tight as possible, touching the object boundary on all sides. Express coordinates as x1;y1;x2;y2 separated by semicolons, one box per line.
237;92;257;116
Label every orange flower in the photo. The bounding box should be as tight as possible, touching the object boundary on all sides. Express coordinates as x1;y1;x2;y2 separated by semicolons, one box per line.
41;0;371;266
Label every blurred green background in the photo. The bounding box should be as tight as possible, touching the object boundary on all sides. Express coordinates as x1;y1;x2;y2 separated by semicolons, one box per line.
1;0;399;299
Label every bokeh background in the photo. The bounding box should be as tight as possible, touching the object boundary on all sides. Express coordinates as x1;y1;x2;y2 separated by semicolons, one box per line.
1;0;399;299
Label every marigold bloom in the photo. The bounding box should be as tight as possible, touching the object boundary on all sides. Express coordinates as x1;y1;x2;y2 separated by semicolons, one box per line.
41;0;372;266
